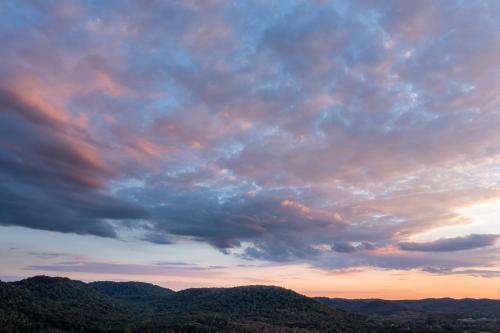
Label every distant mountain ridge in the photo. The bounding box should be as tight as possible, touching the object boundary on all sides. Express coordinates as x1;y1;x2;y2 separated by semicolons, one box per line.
315;296;500;319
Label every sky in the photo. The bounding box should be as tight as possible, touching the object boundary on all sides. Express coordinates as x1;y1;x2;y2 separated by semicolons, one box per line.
0;0;499;299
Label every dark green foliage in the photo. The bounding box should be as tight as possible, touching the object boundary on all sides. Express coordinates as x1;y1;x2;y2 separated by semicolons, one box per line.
89;281;174;304
0;276;369;332
0;276;136;332
316;296;500;319
145;286;369;332
317;297;500;332
316;297;409;316
1;276;499;332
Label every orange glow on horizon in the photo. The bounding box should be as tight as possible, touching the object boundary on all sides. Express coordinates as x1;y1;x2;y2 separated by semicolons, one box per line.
19;263;500;300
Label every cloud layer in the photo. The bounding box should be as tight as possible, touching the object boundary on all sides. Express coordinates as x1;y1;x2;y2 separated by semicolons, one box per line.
398;234;499;252
0;0;499;275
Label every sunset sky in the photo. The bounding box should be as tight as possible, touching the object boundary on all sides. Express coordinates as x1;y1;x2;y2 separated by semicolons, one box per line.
1;0;499;299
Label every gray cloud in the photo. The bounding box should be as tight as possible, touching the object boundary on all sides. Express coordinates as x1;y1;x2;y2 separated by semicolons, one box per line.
25;261;222;277
332;242;376;253
141;233;173;245
398;234;499;252
423;268;500;278
0;77;149;237
145;187;345;252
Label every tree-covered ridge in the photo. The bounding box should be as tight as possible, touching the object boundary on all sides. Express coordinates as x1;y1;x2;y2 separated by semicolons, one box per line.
1;276;499;333
89;280;174;304
0;276;369;333
149;286;366;332
0;276;136;332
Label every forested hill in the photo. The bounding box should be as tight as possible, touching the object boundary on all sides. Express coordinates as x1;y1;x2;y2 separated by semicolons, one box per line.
1;276;499;332
0;276;369;332
89;280;175;304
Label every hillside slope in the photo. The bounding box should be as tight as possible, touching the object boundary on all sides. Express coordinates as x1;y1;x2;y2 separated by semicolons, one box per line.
0;276;136;332
0;276;370;333
89;280;174;304
147;285;368;332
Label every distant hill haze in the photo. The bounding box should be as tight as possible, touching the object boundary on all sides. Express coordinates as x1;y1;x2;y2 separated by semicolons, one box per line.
315;297;500;319
1;276;499;332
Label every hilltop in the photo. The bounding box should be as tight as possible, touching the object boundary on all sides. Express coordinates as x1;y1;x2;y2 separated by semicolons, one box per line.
0;276;368;332
1;276;499;332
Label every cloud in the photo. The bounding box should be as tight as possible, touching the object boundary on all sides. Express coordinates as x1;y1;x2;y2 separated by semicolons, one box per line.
25;261;222;277
332;242;375;253
26;252;90;261
146;187;345;251
398;234;499;252
1;0;500;275
141;232;173;245
0;71;149;237
423;268;500;278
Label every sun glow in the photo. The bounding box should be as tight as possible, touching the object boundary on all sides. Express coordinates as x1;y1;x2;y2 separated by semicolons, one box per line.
413;199;500;241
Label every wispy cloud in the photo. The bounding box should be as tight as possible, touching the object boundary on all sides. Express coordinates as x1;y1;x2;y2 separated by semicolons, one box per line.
25;261;224;277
